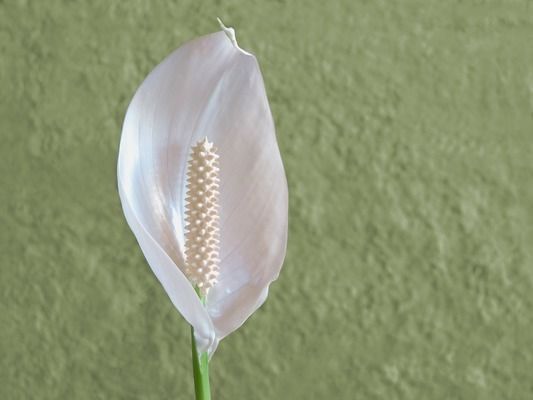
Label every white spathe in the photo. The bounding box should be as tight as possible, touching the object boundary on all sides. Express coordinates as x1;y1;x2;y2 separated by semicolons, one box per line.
117;25;288;356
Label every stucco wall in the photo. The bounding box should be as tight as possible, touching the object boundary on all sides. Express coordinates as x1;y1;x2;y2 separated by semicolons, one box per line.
1;1;532;399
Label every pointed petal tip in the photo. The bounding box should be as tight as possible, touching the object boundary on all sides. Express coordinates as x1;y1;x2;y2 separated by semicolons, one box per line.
215;17;252;56
216;17;234;41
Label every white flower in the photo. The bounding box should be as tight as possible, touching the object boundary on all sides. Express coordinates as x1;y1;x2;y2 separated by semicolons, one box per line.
117;22;288;356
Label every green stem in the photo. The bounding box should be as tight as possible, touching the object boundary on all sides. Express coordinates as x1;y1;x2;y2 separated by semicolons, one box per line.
191;289;211;400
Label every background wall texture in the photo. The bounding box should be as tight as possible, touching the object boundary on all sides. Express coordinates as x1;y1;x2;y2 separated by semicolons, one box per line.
1;1;533;399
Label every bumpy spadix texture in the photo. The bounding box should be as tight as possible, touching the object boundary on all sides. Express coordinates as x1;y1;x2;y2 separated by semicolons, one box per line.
117;26;288;356
184;138;221;296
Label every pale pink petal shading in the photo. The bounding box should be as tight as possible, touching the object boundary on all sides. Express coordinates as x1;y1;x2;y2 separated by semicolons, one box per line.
117;28;288;355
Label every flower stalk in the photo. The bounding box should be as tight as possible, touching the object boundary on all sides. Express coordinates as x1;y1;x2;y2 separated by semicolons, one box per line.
191;292;211;400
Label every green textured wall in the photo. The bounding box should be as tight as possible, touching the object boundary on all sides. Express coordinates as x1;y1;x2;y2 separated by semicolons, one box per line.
2;1;533;399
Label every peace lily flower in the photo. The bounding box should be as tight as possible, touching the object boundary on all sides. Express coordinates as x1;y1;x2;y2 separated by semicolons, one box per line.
117;19;288;398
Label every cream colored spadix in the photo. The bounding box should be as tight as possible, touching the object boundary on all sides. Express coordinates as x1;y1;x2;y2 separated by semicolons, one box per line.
117;23;288;356
184;138;221;297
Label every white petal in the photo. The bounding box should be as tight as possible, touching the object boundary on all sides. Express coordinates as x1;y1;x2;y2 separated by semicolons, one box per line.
117;28;287;351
